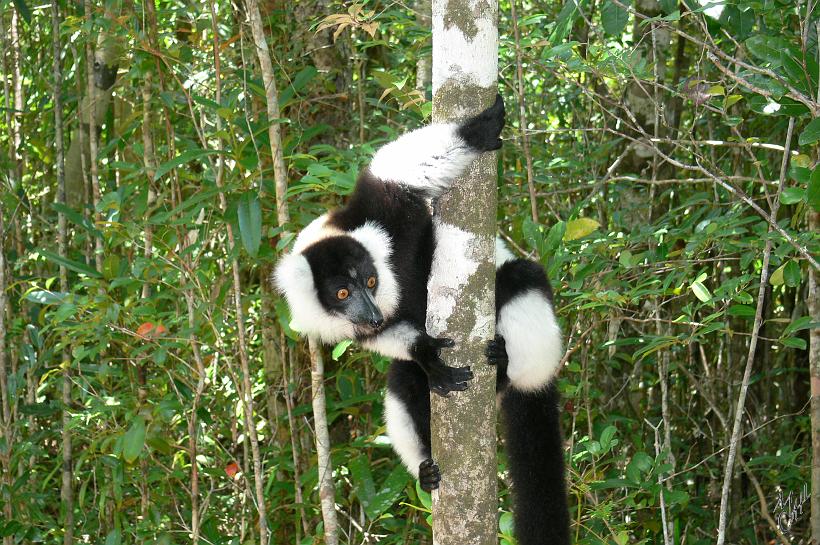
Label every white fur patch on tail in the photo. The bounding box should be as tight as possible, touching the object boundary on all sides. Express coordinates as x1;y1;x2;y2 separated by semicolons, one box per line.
369;123;477;197
384;391;427;477
497;289;563;391
495;237;515;268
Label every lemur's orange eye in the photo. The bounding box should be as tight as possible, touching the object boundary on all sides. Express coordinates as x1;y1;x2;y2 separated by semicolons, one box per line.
337;288;349;300
367;276;377;289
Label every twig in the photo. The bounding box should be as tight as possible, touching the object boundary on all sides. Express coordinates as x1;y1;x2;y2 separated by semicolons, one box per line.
716;117;794;545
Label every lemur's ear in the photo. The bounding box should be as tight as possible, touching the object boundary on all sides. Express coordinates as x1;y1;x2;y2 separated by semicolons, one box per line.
457;93;505;152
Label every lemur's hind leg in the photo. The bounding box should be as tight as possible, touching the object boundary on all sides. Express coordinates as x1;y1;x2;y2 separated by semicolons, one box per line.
368;95;505;198
385;360;440;490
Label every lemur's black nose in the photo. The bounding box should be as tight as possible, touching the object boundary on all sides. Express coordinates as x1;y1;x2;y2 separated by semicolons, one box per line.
370;317;384;328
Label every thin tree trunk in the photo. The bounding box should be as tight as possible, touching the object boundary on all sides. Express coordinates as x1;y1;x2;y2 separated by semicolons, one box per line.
52;3;74;542
509;0;537;223
716;117;794;544
244;0;289;228
428;2;499;544
0;144;10;545
415;0;432;94
309;339;339;545
84;3;104;271
810;206;820;541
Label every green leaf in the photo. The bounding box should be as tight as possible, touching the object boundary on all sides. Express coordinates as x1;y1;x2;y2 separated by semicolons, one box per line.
104;529;121;545
728;304;756;317
368;464;410;520
798;117;820;146
780;337;807;350
237;192;262;257
551;0;584;44
153;148;220;181
349;455;377;518
770;263;786;286
563;217;600;241
332;340;353;361
12;0;31;23
691;281;712;302
40;250;102;278
809;165;820;212
601;0;628;36
123;416;146;463
780;187;805;205
784;260;802;287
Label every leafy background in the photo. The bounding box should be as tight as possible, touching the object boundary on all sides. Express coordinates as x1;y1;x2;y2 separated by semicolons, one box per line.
0;0;818;543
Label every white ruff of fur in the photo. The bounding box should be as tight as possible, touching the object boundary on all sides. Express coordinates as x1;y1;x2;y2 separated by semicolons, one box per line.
495;237;515;267
496;289;563;391
274;218;399;344
369;123;478;197
384;391;426;477
362;321;418;360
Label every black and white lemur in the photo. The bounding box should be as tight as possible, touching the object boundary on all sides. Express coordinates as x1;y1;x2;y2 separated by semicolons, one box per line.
275;95;570;544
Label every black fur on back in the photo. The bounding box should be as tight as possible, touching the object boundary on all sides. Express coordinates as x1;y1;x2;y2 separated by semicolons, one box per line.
328;170;434;328
501;382;570;545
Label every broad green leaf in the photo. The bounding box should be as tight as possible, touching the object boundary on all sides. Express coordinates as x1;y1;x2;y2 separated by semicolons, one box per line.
809;165;820;212
237;192;262;257
368;464;410;520
780;337;807;350
499;511;515;535
40;250;102;278
784;260;801;287
123;416;146;463
153;148;219;181
770;263;786;286
563;217;600;241
349;455;377;518
332;340;354;361
728;305;756;317
798;117;820;146
780;187;805;205
551;0;584;44
691;281;712;302
601;0;628;36
24;289;67;305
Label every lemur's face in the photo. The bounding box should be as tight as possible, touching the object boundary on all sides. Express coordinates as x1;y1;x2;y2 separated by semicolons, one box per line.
303;236;384;334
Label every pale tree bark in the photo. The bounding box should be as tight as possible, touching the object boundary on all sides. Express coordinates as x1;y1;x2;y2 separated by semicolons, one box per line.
52;3;74;543
415;0;432;94
428;2;498;544
309;339;339;545
64;26;119;209
810;207;820;542
0;143;10;545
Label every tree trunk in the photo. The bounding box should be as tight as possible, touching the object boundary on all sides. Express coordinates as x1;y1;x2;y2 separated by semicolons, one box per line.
810;209;820;542
428;2;498;544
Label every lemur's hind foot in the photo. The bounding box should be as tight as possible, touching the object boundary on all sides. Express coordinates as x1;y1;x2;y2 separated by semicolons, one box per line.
419;458;441;492
458;94;506;151
485;334;508;365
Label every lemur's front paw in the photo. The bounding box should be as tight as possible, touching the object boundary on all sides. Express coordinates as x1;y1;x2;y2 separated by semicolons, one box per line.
458;93;505;152
419;458;441;492
485;335;508;366
427;363;473;397
411;335;472;396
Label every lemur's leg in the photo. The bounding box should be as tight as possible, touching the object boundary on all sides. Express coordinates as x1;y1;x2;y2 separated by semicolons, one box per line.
368;95;505;198
494;256;563;392
363;322;472;396
385;360;440;491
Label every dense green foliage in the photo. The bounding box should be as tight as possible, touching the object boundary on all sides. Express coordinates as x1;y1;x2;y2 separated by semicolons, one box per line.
0;0;818;543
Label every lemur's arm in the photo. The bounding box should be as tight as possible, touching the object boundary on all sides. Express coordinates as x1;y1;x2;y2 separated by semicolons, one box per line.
361;322;472;396
368;95;505;198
